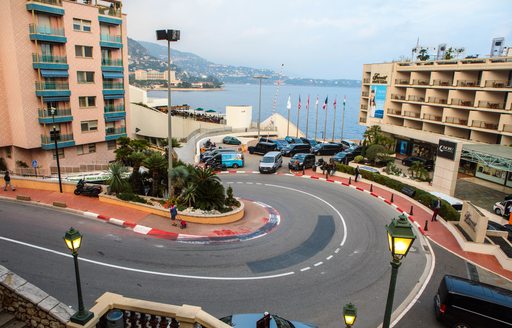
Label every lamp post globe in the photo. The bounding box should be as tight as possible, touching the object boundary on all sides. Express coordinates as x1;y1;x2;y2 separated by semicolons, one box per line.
343;303;357;327
63;227;82;254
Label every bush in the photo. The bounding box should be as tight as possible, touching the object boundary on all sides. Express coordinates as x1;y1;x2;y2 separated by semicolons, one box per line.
384;162;402;176
365;144;387;163
335;163;355;175
225;186;241;207
117;192;147;204
353;155;364;163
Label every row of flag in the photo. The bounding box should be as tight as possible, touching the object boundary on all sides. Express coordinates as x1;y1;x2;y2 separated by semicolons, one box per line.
286;95;346;111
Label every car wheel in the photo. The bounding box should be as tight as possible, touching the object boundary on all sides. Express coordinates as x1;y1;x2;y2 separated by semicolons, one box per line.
232;164;239;169
249;149;254;154
495;208;503;216
453;323;471;328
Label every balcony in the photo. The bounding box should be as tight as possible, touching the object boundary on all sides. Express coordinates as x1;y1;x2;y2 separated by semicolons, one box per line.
456;80;479;87
32;53;68;70
40;133;74;150
422;113;442;122
26;0;64;16
444;116;468;126
103;81;125;96
502;124;512;133
98;5;122;25
387;108;401;115
407;95;425;102
38;108;72;124
391;94;405;100
361;91;369;97
104;105;126;122
395;79;410;85
403;111;420;118
105;127;127;141
363;78;370;84
411;79;429;86
471;120;498;130
29;24;66;43
100;34;123;48
359;117;367;123
35;81;70;97
484;80;510;88
101;58;124;72
450;98;473;107
427;96;447;104
477;100;505;110
360;104;368;110
432;79;452;86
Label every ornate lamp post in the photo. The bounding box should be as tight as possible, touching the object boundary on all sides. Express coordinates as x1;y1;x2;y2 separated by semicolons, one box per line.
343;303;357;327
382;213;416;328
63;228;94;325
50;107;62;193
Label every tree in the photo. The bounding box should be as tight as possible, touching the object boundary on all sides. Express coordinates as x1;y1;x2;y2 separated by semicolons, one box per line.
143;152;168;197
366;144;387;164
417;48;430;61
191;166;225;211
128;152;146;194
108;162;129;194
169;165;190;198
443;47;454;60
363;125;382;146
114;137;132;165
179;183;197;208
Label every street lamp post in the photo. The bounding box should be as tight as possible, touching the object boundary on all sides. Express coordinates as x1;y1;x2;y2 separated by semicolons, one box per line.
343;303;357;328
50;107;63;193
156;29;180;197
63;227;94;325
254;75;268;139
382;213;417;328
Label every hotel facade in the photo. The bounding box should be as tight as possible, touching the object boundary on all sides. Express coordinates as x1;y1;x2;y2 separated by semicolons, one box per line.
0;0;129;174
359;56;512;195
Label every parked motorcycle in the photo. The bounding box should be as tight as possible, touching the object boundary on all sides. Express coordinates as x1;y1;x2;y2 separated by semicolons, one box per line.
74;179;102;197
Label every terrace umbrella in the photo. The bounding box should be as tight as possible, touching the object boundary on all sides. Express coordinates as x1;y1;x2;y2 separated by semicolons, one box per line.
194;107;203;119
205;109;216;113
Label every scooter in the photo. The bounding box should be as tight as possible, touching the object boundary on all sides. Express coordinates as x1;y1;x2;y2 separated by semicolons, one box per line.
74;179;102;197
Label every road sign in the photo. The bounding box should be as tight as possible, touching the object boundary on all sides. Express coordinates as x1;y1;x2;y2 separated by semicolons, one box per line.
32;160;38;168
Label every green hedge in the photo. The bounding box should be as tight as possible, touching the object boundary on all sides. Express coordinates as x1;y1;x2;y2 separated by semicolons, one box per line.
117;192;147;204
334;163;460;221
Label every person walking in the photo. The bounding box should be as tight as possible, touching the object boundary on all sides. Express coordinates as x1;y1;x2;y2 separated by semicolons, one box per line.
354;166;360;182
431;197;441;222
3;171;15;191
170;203;178;226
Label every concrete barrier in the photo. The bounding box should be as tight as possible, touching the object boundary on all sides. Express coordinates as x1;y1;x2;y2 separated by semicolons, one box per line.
16;195;31;201
53;201;67;208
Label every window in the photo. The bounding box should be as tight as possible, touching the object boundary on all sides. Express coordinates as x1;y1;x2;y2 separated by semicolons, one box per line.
75;45;93;58
80;120;98;132
77;145;84;155
52;148;64;159
77;144;96;155
78;96;96;108
88;144;96;153
73;19;91;32
77;71;94;83
107;140;117;150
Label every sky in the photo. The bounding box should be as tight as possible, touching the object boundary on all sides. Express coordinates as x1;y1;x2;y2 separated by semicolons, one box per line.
123;0;512;80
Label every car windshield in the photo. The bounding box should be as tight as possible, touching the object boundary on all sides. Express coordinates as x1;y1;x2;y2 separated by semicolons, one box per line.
334;152;347;157
292;154;305;160
273;315;294;328
276;140;288;146
262;157;275;163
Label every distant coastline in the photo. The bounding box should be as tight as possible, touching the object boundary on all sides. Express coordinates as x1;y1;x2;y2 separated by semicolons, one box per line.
142;87;223;92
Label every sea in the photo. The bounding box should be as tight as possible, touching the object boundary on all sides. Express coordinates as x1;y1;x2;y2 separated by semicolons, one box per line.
148;83;365;140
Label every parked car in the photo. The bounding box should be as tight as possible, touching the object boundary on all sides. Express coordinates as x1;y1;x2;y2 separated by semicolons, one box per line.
281;143;311;157
259;151;283;173
340;139;358;150
288;153;316;170
494;200;512;216
346;145;363;156
220;313;316;328
311;143;344;155
430;191;463;212
331;151;354;164
201;148;237;162
401;156;434;170
299;138;319;147
259;138;289;151
248;142;277;155
434;275;512;328
284;136;303;144
222;136;241;145
206;152;244;169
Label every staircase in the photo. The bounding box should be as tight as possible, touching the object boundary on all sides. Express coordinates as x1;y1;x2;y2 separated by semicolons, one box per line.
0;312;26;328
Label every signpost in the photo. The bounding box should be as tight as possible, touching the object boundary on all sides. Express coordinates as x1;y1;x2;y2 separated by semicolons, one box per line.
32;160;38;178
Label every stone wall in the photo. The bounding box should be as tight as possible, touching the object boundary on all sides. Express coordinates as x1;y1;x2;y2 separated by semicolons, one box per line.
0;265;73;328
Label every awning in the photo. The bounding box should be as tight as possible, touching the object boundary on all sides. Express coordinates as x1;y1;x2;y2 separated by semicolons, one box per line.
104;94;124;100
40;69;69;78
102;72;124;79
462;144;512;172
42;96;70;102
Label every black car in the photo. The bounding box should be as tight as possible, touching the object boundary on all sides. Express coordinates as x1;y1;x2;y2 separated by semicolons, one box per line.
346;145;363;156
299;138;318;147
284;136;303;144
487;221;512;241
259;138;289;151
281;143;311;157
340;139;358;150
248;142;277;155
311;143;344;155
331;151;354;164
288;153;315;170
401;156;434;170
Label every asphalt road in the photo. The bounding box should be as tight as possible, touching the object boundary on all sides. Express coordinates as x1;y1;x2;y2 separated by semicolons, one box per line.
0;174;428;328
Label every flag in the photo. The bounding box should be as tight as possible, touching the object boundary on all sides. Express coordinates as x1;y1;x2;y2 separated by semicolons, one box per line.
343;96;346;105
322;96;328;110
315;96;319;106
307;95;310;110
298;96;301;111
286;95;291;110
333;98;337;110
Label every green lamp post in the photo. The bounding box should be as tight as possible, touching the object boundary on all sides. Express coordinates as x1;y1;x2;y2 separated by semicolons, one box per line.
64;228;94;325
382;213;416;328
343;303;357;327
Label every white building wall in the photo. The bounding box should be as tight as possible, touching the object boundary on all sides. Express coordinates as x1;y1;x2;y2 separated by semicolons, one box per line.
129;85;148;104
261;113;304;138
226;105;252;129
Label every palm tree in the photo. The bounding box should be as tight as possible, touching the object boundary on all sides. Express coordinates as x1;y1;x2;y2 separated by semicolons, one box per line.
169;165;190;198
107;162;129;194
191;166;225;210
143;152;167;197
128;152;146;194
363;125;382;146
179;183;197;208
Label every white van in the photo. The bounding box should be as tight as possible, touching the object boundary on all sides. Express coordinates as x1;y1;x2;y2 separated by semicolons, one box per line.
430;191;463;211
259;151;283;173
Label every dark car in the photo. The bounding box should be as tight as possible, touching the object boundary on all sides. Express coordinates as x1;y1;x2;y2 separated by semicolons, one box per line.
288;153;316;170
340;139;358;150
284;136;303;144
281;143;311;157
401;156;434;170
346;145;363;156
299;138;318;147
331;151;354;164
487;221;512;241
248;142;277;155
220;313;316;328
201;149;237;162
311;143;344;155
259;138;289;151
222;136;241;145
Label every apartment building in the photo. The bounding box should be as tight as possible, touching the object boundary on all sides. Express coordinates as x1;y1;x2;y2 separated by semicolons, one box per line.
133;69;177;82
0;0;129;173
359;56;512;194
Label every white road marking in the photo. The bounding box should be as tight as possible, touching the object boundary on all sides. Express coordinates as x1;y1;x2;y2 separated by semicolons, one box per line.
300;267;311;272
236;182;243;184
133;225;152;234
335;248;340;253
246;182;253;185
326;255;333;260
256;183;262;185
0;236;295;281
314;262;323;267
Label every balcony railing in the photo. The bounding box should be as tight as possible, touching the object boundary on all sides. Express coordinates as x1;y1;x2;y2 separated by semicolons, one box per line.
450;98;473;107
502;124;512;133
103;82;124;89
477;100;505;110
106;127;126;135
427;96;447;104
105;105;125;113
387;108;401;115
363;78;370;84
407;95;425;102
411;79;429;86
361;91;369;97
403;111;420;118
35;81;69;90
484;80;510;88
432;79;452;86
361;104;368;110
32;53;67;64
29;24;64;36
101;58;123;66
359;117;367;123
395;79;410;85
456;80;480;87
471;120;498;130
38;108;71;118
41;133;73;144
391;94;405;100
98;6;122;17
100;34;122;43
28;0;62;5
422;113;442;121
444;116;468;125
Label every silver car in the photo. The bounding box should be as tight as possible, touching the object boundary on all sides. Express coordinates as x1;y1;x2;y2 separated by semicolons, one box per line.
259;151;282;173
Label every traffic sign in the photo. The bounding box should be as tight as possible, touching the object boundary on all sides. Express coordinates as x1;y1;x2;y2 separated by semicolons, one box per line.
32;160;38;168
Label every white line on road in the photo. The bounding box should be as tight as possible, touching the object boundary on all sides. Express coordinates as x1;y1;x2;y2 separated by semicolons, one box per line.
326;255;333;260
314;262;323;267
300;267;311;272
335;248;340;253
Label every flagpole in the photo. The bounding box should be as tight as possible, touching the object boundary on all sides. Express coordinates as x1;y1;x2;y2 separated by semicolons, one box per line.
305;95;310;139
332;98;337;142
323;101;328;143
286;94;291;136
296;96;300;138
315;96;319;141
341;96;346;140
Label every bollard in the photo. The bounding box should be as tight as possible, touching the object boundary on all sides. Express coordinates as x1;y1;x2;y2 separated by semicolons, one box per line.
303;165;305;175
370;184;373;192
424;220;429;232
390;193;394;202
325;170;329;179
348;177;352;184
410;205;414;216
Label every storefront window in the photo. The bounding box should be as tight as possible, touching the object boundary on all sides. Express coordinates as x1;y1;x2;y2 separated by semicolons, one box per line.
475;163;506;184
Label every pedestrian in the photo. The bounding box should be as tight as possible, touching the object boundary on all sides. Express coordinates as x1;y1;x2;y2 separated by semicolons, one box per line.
354;166;360;182
170;203;178;226
431;197;441;222
3;171;15;191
